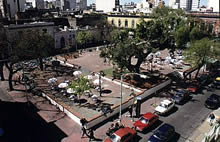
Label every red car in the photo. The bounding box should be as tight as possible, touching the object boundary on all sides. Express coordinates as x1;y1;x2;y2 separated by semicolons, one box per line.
133;112;159;131
187;81;199;93
104;127;137;142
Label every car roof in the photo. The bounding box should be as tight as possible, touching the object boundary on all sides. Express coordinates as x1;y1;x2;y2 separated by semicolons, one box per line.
210;94;219;98
158;123;174;132
114;127;135;137
143;112;155;119
161;100;172;105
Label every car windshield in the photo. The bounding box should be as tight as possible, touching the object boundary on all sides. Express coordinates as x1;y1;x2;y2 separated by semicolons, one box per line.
139;117;148;124
154;130;166;140
208;97;218;102
109;134;120;142
160;103;167;108
176;93;183;97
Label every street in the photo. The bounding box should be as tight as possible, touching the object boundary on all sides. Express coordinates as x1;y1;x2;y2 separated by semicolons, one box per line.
138;89;219;142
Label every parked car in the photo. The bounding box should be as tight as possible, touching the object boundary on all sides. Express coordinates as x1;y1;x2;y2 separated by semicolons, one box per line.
155;99;175;115
104;127;137;142
198;74;210;86
187;81;199;93
205;94;220;109
148;123;175;142
213;77;220;89
172;90;190;104
133;112;159;132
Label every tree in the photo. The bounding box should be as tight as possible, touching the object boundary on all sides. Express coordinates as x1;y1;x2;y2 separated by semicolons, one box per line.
16;30;54;71
174;26;190;48
100;7;187;73
68;76;91;105
184;38;214;78
5;30;54;90
76;31;93;48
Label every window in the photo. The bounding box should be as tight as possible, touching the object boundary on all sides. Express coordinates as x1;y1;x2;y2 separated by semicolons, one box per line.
42;29;47;33
132;20;135;28
118;19;121;27
112;19;114;25
125;19;128;28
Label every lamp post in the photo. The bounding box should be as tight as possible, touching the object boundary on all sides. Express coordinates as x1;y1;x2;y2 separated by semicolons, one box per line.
119;72;147;122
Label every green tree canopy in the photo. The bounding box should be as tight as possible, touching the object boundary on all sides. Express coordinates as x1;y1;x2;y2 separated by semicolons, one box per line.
76;31;93;48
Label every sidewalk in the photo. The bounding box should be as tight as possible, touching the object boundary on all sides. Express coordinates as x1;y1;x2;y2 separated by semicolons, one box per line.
187;109;220;142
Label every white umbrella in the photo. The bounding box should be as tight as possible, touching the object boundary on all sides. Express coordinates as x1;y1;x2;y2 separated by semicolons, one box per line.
58;83;68;88
67;88;75;94
73;71;82;76
48;78;57;84
93;79;103;85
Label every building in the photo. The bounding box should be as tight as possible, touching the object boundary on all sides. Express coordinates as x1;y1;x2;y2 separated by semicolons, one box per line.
25;0;44;9
168;0;180;9
0;0;5;17
135;0;153;13
5;22;55;43
76;0;87;11
107;14;152;29
55;0;76;11
208;0;219;12
96;0;120;13
180;0;200;11
122;2;136;13
188;12;220;35
4;0;26;19
55;26;76;49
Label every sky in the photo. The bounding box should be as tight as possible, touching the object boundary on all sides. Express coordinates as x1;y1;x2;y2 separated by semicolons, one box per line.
87;0;208;6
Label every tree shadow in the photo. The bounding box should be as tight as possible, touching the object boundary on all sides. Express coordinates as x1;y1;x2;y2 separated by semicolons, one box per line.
0;101;67;142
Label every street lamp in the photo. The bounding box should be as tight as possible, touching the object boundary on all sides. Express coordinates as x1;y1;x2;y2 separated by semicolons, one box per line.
119;72;147;122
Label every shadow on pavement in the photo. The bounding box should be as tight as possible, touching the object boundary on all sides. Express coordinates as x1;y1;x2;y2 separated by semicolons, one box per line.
141;120;163;134
161;106;179;117
0;101;67;142
170;132;181;142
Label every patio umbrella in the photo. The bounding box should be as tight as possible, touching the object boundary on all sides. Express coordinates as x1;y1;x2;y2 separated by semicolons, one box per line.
93;79;103;85
48;78;57;84
67;88;75;94
58;83;68;88
73;71;82;77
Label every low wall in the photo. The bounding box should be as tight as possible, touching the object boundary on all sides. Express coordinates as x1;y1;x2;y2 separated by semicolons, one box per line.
85;79;171;129
41;79;171;129
42;93;81;126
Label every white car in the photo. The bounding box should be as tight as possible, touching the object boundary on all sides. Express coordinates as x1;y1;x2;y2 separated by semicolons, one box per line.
155;99;175;115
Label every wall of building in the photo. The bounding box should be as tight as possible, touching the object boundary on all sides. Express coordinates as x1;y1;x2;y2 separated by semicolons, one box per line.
55;28;76;49
96;0;117;13
107;15;152;29
208;0;219;12
5;22;55;43
6;0;26;18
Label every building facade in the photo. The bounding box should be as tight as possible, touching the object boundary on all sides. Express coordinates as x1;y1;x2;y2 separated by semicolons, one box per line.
96;0;119;13
208;0;219;12
107;14;152;29
25;0;44;9
55;27;76;49
5;22;55;44
76;0;87;11
55;0;76;11
180;0;200;11
5;0;26;19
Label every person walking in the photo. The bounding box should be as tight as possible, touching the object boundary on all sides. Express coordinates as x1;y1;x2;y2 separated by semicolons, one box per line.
88;129;95;142
80;118;88;138
209;113;215;126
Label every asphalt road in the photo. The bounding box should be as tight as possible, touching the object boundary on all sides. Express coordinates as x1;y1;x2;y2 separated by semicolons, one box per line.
138;89;219;142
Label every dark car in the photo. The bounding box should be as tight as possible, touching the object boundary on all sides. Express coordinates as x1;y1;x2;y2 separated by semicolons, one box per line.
172;90;190;104
205;94;220;109
148;123;175;142
198;74;210;86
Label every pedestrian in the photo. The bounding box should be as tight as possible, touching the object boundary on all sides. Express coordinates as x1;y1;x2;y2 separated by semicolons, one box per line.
209;113;215;126
80;118;88;138
81;126;88;138
128;105;133;118
88;129;95;141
